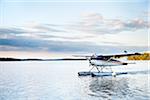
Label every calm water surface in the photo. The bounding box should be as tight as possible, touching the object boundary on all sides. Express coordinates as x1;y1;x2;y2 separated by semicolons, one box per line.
0;61;150;100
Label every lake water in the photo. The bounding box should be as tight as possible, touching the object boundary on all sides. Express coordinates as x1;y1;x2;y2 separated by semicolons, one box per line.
0;61;150;100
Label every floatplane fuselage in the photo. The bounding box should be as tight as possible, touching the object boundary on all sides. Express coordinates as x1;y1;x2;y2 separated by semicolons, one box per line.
89;59;128;67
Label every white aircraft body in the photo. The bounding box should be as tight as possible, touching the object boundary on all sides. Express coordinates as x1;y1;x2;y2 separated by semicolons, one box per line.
55;52;141;77
72;52;141;77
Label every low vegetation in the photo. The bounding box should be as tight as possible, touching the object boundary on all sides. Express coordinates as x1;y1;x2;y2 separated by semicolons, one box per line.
128;53;150;60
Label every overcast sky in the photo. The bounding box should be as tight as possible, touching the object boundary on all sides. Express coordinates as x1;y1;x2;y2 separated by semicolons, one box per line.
0;0;149;58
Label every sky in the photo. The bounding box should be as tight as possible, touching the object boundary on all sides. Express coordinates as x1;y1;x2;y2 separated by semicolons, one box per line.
0;0;149;58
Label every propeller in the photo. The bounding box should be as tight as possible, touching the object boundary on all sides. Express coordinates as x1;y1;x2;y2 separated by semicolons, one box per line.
92;53;97;58
88;57;92;67
87;53;97;67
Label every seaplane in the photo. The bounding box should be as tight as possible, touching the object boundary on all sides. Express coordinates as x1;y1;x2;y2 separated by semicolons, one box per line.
58;51;141;77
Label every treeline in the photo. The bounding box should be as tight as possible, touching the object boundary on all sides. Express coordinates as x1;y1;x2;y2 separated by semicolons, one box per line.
0;58;42;61
0;58;86;61
128;53;150;60
0;58;22;61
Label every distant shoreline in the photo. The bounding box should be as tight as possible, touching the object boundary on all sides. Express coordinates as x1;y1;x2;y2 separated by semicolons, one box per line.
0;58;43;61
0;58;86;61
1;53;150;61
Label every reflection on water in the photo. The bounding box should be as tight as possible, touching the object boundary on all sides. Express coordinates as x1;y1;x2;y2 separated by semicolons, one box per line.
0;61;150;100
128;70;150;75
88;77;129;99
80;63;150;100
79;69;150;99
79;75;150;100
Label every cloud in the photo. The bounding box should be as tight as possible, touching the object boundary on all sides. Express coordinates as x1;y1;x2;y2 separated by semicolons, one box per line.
0;12;148;54
123;18;148;29
0;23;68;40
70;13;149;34
0;23;94;41
0;12;148;39
25;22;66;32
0;23;66;35
0;38;147;53
0;27;26;34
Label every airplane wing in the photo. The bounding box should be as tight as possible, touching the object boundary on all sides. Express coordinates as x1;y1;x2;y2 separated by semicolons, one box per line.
45;52;141;61
101;52;141;58
73;52;142;60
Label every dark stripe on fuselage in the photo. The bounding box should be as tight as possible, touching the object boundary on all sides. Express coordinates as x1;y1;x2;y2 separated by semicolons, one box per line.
91;57;120;62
